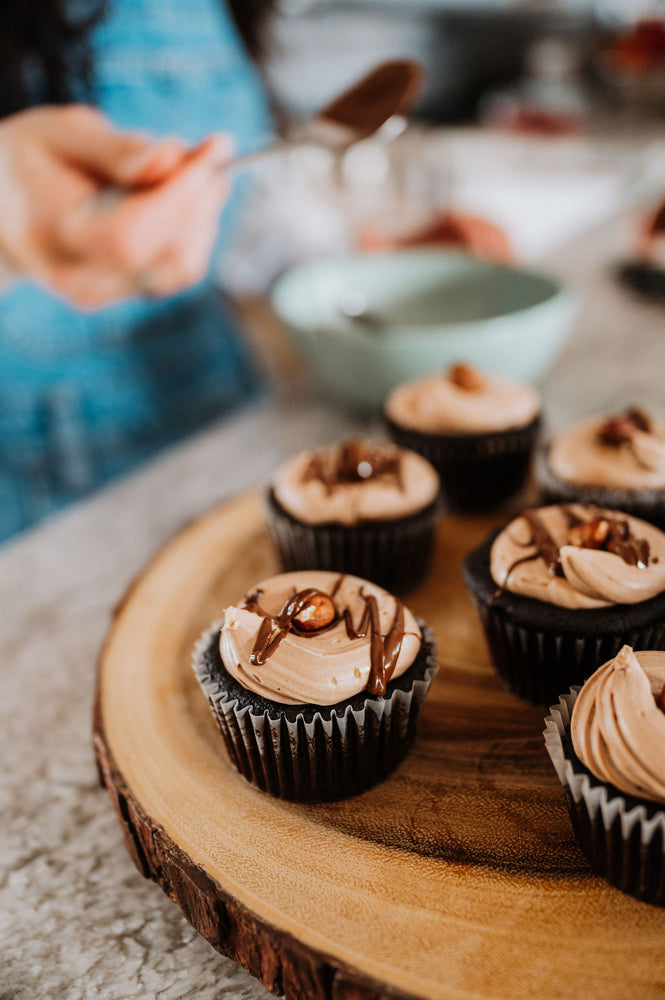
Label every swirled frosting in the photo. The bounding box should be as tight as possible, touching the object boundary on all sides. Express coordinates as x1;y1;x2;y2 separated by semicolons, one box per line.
549;411;665;490
220;570;422;705
490;504;665;609
272;440;439;525
385;364;540;434
571;646;665;804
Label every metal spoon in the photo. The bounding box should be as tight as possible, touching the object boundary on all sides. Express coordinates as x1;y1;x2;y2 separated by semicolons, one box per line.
94;59;424;215
228;58;424;170
130;60;424;295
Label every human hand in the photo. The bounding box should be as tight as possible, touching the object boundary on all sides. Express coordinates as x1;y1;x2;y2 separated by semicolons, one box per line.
358;210;514;263
0;105;231;308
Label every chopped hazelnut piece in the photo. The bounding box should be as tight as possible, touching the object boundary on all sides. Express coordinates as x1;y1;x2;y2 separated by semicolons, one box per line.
566;513;650;568
568;519;611;549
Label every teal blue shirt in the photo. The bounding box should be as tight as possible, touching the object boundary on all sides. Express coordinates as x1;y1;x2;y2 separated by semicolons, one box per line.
0;0;271;542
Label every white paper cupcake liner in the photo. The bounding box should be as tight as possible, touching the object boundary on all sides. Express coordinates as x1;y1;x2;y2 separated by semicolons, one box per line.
544;689;665;906
192;620;439;802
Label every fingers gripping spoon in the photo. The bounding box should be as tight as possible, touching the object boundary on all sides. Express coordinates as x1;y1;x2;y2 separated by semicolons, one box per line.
92;59;424;295
93;60;424;210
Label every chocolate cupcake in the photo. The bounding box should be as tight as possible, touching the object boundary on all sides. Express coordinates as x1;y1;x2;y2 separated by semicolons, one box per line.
619;198;665;299
384;363;541;513
539;408;665;527
463;503;665;706
545;646;665;906
266;439;439;594
192;570;438;801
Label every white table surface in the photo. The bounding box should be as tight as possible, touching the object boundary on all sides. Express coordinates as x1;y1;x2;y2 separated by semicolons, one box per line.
3;209;665;1000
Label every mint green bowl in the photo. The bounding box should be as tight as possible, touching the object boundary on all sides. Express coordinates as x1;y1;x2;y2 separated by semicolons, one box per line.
270;250;577;410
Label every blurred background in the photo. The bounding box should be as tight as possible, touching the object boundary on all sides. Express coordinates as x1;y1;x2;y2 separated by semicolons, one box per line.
6;0;665;542
223;0;665;292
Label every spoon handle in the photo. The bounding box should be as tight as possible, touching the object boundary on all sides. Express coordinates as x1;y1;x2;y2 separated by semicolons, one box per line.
220;137;305;172
85;136;308;214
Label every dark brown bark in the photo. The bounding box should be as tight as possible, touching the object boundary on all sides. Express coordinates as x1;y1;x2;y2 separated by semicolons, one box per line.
93;698;410;1000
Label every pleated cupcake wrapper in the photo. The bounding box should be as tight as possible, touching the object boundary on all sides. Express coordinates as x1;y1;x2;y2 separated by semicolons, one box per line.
544;690;665;907
384;416;540;513
266;490;437;595
470;592;665;707
192;621;439;802
619;261;665;300
536;448;665;529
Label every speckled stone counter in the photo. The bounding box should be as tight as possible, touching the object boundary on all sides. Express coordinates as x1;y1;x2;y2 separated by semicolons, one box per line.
3;209;665;1000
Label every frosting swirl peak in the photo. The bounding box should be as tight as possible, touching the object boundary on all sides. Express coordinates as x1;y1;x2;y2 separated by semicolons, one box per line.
571;646;665;804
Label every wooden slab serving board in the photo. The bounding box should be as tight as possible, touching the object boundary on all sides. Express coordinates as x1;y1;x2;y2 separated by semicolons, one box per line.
94;493;665;1000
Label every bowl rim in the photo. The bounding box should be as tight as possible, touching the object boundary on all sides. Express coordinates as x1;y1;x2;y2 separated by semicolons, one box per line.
270;248;574;341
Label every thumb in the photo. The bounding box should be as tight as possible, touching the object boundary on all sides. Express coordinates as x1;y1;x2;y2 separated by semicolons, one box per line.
46;105;185;185
113;136;189;186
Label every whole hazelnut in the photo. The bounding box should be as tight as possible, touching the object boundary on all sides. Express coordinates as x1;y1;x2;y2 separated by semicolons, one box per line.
293;592;336;633
448;363;485;392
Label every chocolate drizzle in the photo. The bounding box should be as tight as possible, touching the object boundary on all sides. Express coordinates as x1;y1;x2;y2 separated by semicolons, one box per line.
597;408;652;446
247;588;337;667
522;510;563;577
497;506;652;597
302;440;404;495
242;577;408;697
562;505;585;530
491;510;563;603
243;588;266;615
650;201;665;237
594;518;650;568
342;591;406;696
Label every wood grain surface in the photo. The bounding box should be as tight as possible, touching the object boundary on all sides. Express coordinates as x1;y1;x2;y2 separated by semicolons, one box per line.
94;492;665;1000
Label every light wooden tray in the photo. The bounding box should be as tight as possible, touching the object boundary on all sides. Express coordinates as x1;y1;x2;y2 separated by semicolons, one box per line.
94;492;665;1000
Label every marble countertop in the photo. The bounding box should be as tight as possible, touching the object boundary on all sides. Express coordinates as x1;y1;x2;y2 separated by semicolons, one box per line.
3;209;665;1000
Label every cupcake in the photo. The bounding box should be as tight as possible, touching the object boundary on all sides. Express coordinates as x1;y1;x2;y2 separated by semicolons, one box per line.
384;363;541;513
463;503;665;705
545;645;665;906
619;198;665;299
539;407;665;527
192;570;438;801
266;439;439;594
